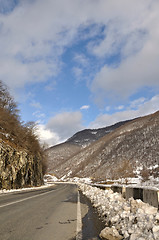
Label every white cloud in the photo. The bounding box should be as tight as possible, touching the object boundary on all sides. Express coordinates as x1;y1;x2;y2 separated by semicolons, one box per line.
45;81;56;91
80;105;90;110
73;67;83;81
74;53;89;67
90;95;159;128
30;101;42;109
0;0;158;122
0;0;155;91
32;111;45;119
91;0;159;104
0;0;78;89
36;124;60;147
105;106;111;112
115;105;124;111
46;111;83;143
37;95;159;146
36;111;84;146
129;97;146;109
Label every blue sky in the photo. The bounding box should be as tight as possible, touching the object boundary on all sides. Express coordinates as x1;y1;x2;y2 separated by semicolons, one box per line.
0;0;159;146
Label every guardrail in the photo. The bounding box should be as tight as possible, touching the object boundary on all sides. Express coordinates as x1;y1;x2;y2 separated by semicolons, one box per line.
93;184;159;209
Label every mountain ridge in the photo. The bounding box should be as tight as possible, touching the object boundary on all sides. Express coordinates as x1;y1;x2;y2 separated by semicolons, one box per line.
46;111;159;182
66;119;132;146
46;119;132;173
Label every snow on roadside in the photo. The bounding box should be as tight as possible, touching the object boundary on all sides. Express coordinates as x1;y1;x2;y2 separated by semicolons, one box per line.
100;177;159;189
69;177;92;184
0;174;58;195
44;174;58;182
0;183;54;195
79;183;159;240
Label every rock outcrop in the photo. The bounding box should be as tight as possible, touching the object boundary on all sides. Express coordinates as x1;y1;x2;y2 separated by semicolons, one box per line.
0;140;43;189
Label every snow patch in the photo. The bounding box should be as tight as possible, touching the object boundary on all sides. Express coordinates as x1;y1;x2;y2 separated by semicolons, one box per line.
44;174;58;183
69;177;92;184
91;131;97;135
0;183;53;195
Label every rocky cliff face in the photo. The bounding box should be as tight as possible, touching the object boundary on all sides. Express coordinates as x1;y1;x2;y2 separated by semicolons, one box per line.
0;140;43;189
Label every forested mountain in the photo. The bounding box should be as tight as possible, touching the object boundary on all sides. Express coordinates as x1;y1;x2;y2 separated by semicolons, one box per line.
46;119;130;174
47;111;159;182
0;81;41;154
66;120;131;146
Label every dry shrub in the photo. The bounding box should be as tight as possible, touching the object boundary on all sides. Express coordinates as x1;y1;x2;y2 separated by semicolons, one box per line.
151;167;159;178
41;148;48;175
0;80;47;174
141;167;150;181
111;159;135;180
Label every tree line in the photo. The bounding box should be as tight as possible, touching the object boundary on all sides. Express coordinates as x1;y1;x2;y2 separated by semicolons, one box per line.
0;80;47;175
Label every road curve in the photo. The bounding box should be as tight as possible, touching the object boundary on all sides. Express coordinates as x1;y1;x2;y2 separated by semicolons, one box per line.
0;184;104;240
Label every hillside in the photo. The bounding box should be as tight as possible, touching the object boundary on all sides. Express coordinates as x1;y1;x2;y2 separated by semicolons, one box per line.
45;143;81;174
47;111;159;182
66;119;131;146
0;80;45;189
46;119;131;174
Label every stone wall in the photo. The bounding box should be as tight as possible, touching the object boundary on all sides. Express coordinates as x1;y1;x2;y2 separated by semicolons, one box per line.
0;141;43;189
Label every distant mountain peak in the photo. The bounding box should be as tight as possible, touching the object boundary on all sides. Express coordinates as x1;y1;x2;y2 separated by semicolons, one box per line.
66;119;131;147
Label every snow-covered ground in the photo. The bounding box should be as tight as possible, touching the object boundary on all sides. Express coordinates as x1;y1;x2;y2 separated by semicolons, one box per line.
96;176;159;189
44;174;59;182
0;182;55;195
44;174;93;184
44;174;159;191
79;183;159;240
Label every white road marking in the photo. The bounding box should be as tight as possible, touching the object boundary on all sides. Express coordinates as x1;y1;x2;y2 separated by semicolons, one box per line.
76;190;82;240
0;189;55;208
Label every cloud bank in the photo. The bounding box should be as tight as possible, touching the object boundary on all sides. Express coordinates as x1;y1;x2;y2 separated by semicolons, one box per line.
90;95;159;129
0;0;159;146
46;111;83;143
1;0;158;96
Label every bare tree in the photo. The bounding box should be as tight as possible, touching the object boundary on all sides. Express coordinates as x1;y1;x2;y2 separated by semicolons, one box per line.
0;80;48;174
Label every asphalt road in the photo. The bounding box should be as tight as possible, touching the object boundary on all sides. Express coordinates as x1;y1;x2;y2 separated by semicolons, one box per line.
0;184;104;240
